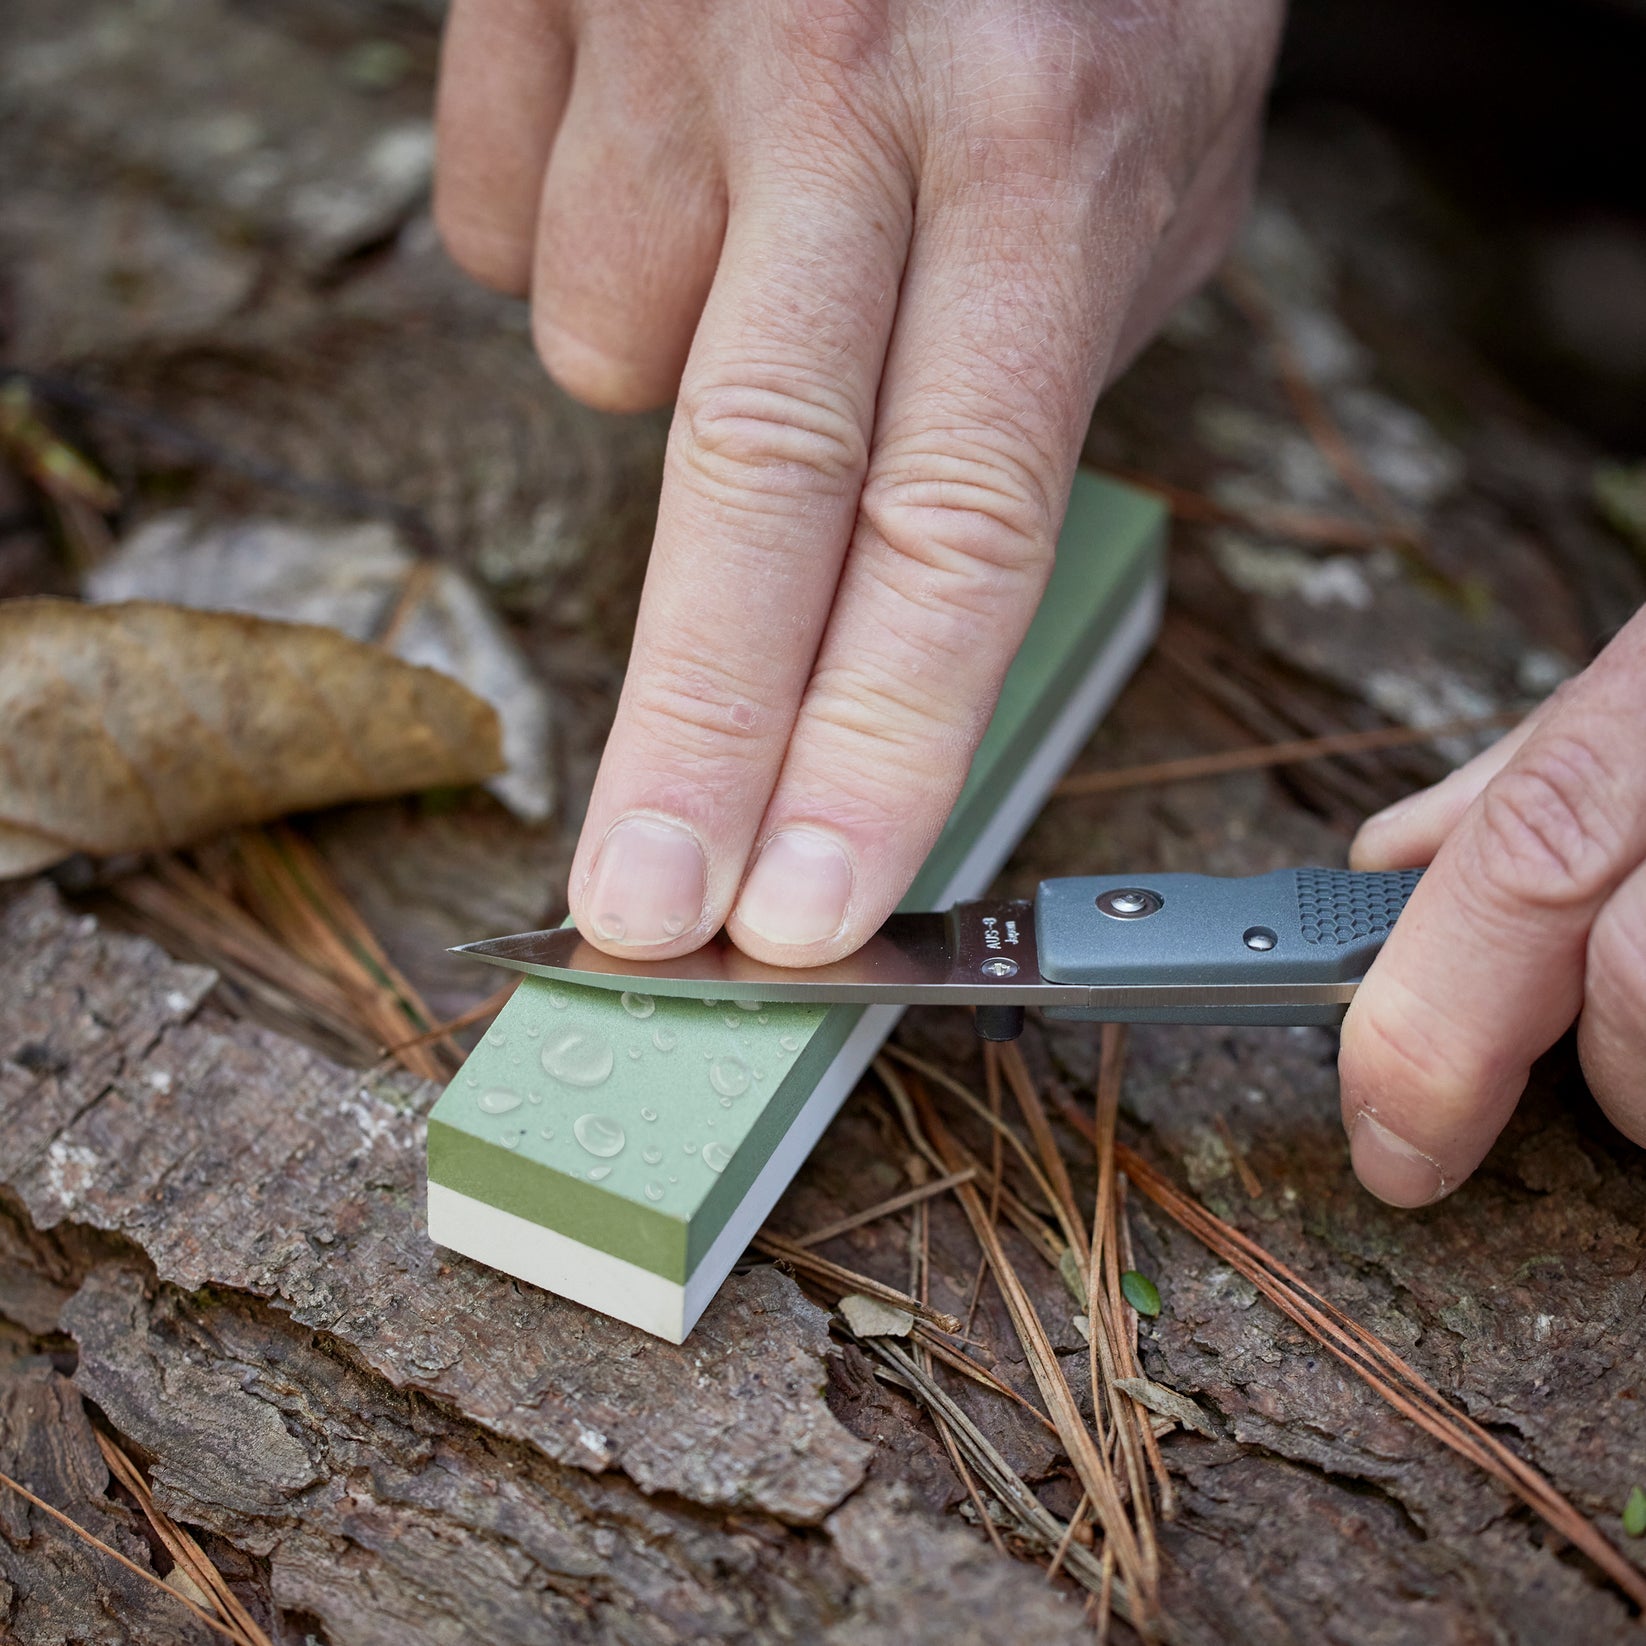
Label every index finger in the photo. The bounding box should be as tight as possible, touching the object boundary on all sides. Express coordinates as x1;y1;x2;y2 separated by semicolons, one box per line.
566;141;913;955
1339;613;1646;1205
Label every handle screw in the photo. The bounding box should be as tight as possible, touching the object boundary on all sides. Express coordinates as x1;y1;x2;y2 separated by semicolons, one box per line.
1243;927;1278;951
1096;888;1163;919
979;957;1019;978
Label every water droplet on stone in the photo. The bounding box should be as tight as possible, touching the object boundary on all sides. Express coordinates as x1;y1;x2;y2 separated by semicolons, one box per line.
588;1164;612;1181
628;1047;642;1060
573;1114;626;1159
702;1141;732;1173
463;1075;478;1088
642;1145;663;1165
779;1033;801;1053
500;1130;524;1150
751;1068;764;1081
644;1181;665;1202
651;1027;678;1053
476;1088;523;1115
528;1092;542;1104
541;1027;614;1088
683;1141;698;1155
524;1023;540;1039
621;992;656;1019
719;1097;731;1108
486;1027;506;1046
708;1055;751;1099
548;989;569;1010
735;999;762;1012
640;1106;658;1123
539;1128;554;1140
757;1014;768;1025
703;999;721;1008
722;1013;743;1030
667;1174;678;1184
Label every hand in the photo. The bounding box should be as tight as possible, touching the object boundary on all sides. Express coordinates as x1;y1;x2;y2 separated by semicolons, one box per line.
435;0;1283;964
1342;605;1646;1206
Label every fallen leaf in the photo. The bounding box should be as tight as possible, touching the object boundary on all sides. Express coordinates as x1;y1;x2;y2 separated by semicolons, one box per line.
1113;1375;1218;1439
87;513;555;820
1119;1269;1162;1316
838;1294;915;1339
1625;1486;1646;1538
0;599;502;877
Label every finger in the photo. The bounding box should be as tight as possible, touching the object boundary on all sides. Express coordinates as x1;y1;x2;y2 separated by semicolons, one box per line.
531;46;725;411
434;0;571;294
726;143;1148;963
1340;611;1646;1205
1578;856;1646;1146
1350;707;1547;872
566;147;913;955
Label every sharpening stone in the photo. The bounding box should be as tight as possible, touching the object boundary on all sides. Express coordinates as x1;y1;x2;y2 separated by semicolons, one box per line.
426;472;1166;1342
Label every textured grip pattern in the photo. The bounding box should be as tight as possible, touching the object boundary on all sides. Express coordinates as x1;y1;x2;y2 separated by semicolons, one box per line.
1296;868;1421;946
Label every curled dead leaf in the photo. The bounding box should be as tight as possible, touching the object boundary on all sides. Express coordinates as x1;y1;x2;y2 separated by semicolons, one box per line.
0;599;502;876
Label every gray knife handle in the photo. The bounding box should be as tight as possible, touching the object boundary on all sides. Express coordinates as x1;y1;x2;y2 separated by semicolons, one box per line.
1034;867;1421;1026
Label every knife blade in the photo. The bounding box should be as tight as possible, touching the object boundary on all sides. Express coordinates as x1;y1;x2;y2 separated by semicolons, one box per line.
452;867;1421;1039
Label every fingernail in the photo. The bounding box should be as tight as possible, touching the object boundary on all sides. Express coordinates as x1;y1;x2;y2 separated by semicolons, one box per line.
1358;791;1422;837
584;815;706;947
736;829;853;950
1350;1111;1447;1208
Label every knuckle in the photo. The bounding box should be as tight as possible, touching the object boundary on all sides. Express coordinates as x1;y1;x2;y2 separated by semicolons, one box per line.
960;10;1100;141
859;453;1056;611
811;660;949;759
678;380;867;500
1473;733;1624;910
623;655;774;773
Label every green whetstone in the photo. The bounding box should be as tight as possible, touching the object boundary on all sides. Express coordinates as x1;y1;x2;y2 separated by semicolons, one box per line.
427;473;1165;1340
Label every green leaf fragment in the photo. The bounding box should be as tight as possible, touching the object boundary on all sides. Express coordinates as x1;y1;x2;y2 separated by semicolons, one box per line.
1120;1269;1162;1317
1624;1486;1646;1538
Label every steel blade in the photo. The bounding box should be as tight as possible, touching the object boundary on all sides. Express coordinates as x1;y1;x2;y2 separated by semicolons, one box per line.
451;900;1072;1006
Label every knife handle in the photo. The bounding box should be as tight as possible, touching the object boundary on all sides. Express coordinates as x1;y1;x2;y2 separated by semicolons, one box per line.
1034;867;1421;1026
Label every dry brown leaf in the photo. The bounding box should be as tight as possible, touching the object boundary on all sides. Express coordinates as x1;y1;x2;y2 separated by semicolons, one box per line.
0;599;502;876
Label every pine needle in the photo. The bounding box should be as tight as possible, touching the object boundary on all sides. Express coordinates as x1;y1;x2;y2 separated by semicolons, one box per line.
1051;712;1517;800
788;1168;978;1249
0;1464;247;1643
1047;1084;1646;1611
95;1433;273;1646
904;1075;1160;1640
750;1232;962;1334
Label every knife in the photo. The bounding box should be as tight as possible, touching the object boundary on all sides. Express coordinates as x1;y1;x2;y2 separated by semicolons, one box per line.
453;867;1421;1041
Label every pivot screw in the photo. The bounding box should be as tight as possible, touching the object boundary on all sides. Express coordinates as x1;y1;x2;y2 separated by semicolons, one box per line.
1243;927;1278;951
979;957;1019;978
1096;887;1163;920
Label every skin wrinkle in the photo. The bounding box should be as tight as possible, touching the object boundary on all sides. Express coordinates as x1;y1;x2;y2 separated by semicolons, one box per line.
438;0;1288;974
1473;735;1633;911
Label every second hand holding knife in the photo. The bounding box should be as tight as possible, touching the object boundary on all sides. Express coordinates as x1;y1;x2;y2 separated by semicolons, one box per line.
455;866;1421;1041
